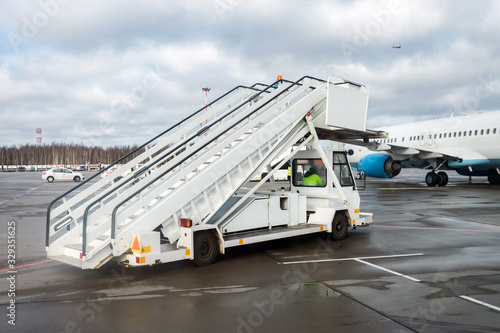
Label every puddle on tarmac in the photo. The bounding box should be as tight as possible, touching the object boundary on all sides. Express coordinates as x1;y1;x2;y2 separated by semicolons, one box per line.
285;282;341;298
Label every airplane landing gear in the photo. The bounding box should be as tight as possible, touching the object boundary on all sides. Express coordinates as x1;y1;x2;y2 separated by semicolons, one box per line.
426;171;448;187
437;171;448;186
425;172;438;186
488;171;500;185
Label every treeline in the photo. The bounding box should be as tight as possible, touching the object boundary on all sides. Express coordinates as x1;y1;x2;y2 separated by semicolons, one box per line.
0;143;145;166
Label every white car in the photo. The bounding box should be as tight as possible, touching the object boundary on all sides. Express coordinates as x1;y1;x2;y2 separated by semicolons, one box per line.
100;165;120;178
101;164;146;179
42;168;85;183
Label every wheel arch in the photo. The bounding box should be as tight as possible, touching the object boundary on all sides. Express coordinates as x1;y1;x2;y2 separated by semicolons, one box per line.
192;224;223;254
331;210;349;241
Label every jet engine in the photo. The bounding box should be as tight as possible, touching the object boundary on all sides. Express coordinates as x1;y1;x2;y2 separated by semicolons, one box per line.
357;153;402;178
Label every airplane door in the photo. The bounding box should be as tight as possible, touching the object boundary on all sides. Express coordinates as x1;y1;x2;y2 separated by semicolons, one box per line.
419;132;426;146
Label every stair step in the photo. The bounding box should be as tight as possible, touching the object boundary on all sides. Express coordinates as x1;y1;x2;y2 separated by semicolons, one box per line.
97;235;108;241
49;255;83;268
64;244;94;259
79;234;108;243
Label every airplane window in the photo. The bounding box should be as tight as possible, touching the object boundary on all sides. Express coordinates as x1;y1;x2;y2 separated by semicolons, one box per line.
458;132;461;137
443;133;446;138
481;129;484;135
475;130;478;135
487;129;490;135
494;128;497;134
453;132;456;137
402;137;405;142
439;133;442;139
463;131;467;137
469;130;472;136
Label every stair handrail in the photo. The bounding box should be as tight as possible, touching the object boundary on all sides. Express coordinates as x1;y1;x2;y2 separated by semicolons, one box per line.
80;80;283;256
81;80;285;256
46;83;265;248
106;75;328;255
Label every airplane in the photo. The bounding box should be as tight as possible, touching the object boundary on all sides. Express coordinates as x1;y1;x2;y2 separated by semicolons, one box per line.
393;45;401;48
342;111;500;186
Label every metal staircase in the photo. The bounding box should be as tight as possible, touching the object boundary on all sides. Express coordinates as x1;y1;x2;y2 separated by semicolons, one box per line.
46;76;360;268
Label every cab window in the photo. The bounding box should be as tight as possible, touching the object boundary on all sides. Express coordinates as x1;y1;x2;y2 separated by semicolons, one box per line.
292;159;326;187
333;153;354;187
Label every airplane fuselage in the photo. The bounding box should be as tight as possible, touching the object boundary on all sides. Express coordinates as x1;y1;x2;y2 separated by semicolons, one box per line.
347;111;500;185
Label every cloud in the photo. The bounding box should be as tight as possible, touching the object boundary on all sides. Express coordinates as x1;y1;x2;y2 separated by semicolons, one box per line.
1;0;499;146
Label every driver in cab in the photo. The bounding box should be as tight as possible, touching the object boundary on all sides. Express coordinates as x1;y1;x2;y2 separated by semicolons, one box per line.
302;167;325;186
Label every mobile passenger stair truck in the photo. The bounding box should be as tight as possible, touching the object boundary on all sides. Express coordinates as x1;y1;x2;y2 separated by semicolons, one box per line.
46;76;384;269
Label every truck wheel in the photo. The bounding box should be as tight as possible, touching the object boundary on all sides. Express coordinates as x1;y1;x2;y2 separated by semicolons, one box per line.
331;213;348;241
193;231;219;266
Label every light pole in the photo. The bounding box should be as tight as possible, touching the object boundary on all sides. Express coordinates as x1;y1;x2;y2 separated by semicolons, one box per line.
202;87;210;110
202;87;210;127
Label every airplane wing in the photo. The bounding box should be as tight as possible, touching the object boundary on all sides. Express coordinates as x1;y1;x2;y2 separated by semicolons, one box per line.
343;138;488;166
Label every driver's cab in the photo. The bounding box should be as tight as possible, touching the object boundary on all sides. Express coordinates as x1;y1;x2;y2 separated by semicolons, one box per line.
290;148;358;212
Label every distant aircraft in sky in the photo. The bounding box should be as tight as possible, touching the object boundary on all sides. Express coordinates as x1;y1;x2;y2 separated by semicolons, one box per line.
343;111;500;186
392;45;401;48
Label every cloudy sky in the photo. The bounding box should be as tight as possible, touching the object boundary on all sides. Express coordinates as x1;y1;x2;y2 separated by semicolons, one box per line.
1;0;499;147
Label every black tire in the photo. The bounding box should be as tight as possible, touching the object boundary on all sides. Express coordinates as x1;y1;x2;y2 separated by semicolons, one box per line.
74;176;81;182
331;212;348;241
488;171;500;185
425;172;438;186
437;172;448;187
193;231;219;266
47;176;54;183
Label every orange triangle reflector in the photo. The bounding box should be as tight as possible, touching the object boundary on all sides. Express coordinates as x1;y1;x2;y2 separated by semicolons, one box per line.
131;235;142;253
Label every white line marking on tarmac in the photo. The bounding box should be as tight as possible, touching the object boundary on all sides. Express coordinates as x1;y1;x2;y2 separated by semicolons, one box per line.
354;259;421;282
374;225;500;233
280;253;424;265
460;295;500;312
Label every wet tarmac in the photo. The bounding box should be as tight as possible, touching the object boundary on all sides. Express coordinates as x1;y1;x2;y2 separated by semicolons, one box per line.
1;170;499;332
